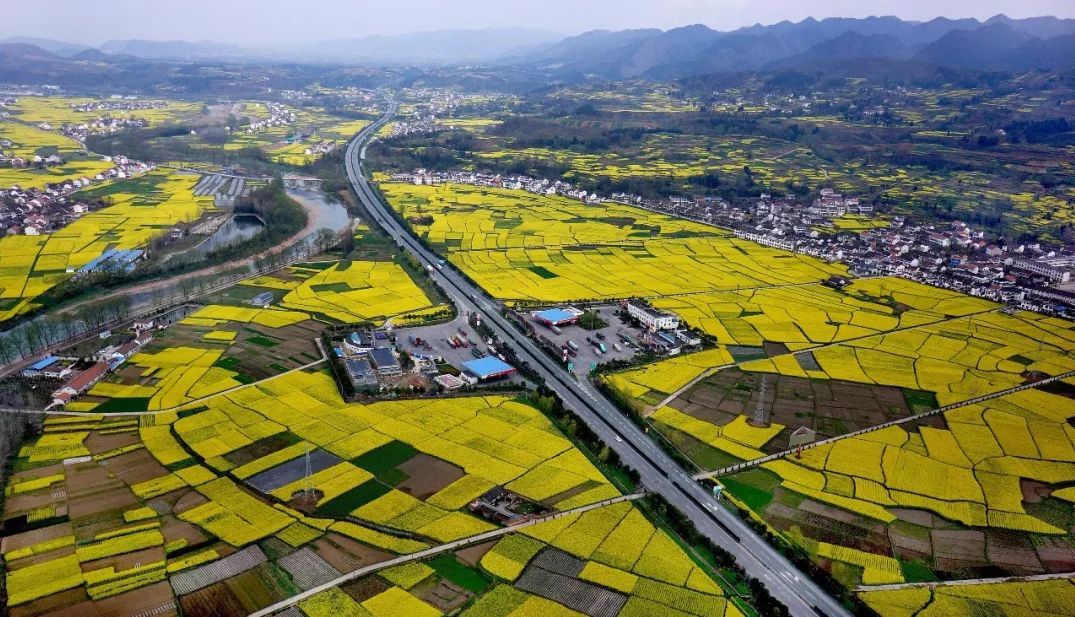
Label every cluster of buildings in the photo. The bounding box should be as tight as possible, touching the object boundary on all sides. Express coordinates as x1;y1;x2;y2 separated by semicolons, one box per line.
77;248;145;275
58;116;149;143
391;170;604;204
0;148;64;170
24;327;156;409
298;139;337;158
0;156;152;236
333;326;518;398
732;203;1075;314
334;330;411;394
383;114;440;139
245;102;296;135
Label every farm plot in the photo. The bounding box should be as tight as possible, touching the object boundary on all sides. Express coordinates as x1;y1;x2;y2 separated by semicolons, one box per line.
739;310;1075;407
8;96;201;129
163;372;619;541
3;368;737;615
275;260;447;324
381;182;846;303
655;368;932;461
605;348;734;404
292;499;738;617
717;385;1075;584
638;307;1075;469
859;577;1075;617
81;305;328;413
649;277;995;348
0;170;215;323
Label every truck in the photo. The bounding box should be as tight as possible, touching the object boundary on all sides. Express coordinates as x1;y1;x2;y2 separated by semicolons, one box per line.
567;340;580;351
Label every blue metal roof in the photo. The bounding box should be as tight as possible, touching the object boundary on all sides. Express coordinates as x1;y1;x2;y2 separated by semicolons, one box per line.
534;308;576;324
29;356;60;370
463;356;515;378
79;248;144;274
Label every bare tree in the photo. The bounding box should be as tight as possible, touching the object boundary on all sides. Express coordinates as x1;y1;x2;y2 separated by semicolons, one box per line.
314;228;337;254
0;336;16;363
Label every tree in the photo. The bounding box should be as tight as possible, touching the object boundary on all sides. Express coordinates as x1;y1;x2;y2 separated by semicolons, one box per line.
314;227;337;254
0;337;15;363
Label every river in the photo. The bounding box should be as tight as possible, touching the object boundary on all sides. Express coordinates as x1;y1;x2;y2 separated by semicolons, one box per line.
0;187;353;372
192;214;265;255
286;187;351;241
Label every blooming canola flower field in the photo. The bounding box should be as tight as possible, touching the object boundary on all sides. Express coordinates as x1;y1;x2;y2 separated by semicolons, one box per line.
0;170;214;322
382;182;846;302
1;367;738;616
276;260;447;324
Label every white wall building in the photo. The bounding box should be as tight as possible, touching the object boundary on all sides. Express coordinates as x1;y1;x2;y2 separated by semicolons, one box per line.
628;301;680;331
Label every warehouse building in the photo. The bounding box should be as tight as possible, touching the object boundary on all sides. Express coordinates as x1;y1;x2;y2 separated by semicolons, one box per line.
22;356;72;379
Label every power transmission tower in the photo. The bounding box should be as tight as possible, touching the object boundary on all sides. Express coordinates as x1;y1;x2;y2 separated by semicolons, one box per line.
753;375;769;427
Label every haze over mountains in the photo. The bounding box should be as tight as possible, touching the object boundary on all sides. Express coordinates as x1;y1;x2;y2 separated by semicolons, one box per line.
2;14;1075;80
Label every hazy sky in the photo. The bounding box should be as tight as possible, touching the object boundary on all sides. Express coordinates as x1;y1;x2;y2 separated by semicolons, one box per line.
4;0;1074;45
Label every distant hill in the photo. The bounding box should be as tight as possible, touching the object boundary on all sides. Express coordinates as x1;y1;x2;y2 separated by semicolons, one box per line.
765;32;908;69
0;43;57;60
1005;33;1075;71
513;14;1075;78
297;28;562;64
98;39;248;61
0;37;90;57
5;13;1075;78
514;28;662;65
914;23;1033;69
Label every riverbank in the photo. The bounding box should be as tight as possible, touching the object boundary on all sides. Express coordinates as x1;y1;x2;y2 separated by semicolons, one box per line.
0;189;350;377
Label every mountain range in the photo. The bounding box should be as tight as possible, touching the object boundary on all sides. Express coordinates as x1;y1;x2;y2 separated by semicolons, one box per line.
2;14;1075;81
522;14;1075;78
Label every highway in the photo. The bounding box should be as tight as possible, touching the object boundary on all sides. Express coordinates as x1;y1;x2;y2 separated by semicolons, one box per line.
346;93;851;617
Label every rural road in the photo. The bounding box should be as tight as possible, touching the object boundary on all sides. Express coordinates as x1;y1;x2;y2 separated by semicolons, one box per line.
250;493;646;617
345;92;853;617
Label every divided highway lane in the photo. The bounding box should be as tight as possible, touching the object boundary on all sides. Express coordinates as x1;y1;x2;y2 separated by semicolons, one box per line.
346;96;850;617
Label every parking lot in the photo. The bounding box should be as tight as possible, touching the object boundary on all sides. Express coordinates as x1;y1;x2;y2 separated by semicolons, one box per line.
394;313;477;367
394;312;533;388
529;306;643;375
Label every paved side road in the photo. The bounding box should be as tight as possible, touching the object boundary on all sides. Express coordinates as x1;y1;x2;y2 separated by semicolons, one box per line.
694;367;1075;481
345;94;852;617
855;570;1075;592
